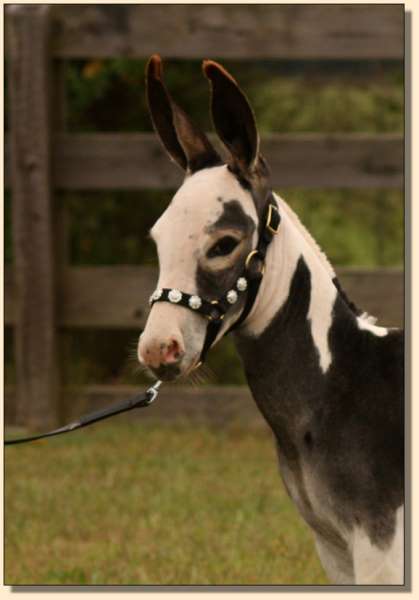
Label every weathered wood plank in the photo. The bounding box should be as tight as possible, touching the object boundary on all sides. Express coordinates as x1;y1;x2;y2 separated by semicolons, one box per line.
6;132;405;190
5;266;404;329
7;6;60;429
263;134;404;190
4;385;268;429
5;133;404;189
6;5;401;60
58;266;155;329
338;268;404;328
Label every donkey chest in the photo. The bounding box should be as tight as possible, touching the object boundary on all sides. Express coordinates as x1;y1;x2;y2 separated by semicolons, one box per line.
276;442;351;550
246;383;354;546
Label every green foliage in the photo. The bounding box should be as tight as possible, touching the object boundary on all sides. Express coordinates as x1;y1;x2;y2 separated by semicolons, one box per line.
253;78;403;134
67;59;150;132
64;190;170;266
284;189;404;267
5;422;327;585
65;59;403;134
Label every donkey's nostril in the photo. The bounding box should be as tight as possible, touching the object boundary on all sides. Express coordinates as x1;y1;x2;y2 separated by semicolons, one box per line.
163;338;184;364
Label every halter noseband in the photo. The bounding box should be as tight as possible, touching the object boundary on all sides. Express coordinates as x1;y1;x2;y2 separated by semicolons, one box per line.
149;196;281;363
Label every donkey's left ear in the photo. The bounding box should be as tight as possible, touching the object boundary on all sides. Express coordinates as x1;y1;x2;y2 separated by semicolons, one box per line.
203;60;260;174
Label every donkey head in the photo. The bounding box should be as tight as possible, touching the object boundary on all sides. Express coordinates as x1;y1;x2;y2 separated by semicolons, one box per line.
138;55;273;381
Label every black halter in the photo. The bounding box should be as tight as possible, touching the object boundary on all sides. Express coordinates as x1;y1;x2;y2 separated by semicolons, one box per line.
149;196;281;363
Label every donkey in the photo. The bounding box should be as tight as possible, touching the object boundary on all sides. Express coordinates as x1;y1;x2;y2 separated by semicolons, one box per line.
138;55;404;585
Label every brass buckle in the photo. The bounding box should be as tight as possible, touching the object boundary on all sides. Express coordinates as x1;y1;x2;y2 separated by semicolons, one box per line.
266;204;280;235
245;250;265;276
207;300;225;322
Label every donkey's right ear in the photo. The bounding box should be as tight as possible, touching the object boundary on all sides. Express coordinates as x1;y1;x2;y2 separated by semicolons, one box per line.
146;55;221;173
203;60;260;174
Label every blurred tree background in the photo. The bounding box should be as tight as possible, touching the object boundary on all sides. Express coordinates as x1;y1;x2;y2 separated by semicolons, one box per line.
4;58;403;389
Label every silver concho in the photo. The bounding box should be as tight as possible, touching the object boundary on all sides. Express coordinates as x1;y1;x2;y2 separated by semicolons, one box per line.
227;290;238;304
188;295;202;310
168;289;182;303
149;288;163;305
236;277;248;292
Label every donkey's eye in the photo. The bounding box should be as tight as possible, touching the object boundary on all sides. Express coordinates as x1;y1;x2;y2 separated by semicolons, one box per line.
207;236;240;258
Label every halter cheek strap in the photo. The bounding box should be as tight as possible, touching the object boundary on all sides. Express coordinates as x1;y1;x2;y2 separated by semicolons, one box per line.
149;198;281;363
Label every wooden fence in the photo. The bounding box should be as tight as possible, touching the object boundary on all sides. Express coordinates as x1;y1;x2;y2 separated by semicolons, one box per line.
5;5;404;428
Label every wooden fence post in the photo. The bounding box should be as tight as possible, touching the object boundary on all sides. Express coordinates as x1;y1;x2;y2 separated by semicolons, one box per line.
7;5;59;429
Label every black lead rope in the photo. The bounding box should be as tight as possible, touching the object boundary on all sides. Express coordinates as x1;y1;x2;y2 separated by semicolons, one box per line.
4;381;162;446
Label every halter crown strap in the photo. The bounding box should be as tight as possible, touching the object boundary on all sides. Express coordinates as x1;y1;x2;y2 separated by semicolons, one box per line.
228;200;280;333
149;197;281;362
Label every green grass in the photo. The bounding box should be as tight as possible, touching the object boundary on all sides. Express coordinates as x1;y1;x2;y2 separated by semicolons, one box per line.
5;421;327;585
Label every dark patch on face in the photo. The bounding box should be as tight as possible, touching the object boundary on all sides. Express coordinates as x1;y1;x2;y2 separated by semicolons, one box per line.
196;259;247;306
196;200;255;302
236;257;404;551
208;199;256;236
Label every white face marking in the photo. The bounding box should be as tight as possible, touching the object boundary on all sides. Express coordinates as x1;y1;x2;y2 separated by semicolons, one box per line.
352;505;404;584
245;194;336;374
151;165;257;292
139;165;257;376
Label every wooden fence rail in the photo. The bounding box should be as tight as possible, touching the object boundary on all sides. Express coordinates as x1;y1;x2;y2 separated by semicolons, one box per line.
5;133;404;190
5;4;404;428
5;266;404;330
5;5;404;60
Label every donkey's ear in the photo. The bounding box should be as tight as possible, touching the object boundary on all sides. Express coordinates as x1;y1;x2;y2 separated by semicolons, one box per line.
146;55;187;170
203;60;259;173
146;55;220;173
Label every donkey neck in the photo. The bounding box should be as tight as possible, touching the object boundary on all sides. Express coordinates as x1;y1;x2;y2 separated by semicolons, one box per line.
234;192;391;437
243;193;339;373
233;194;347;447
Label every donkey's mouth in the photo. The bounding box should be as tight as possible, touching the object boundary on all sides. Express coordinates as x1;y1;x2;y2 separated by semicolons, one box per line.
145;355;202;382
148;363;182;382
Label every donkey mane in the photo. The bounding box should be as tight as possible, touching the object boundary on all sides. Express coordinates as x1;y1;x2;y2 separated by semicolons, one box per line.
275;195;335;278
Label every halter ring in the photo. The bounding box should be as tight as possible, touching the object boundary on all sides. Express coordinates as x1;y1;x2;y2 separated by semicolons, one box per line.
245;250;265;276
207;300;225;322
